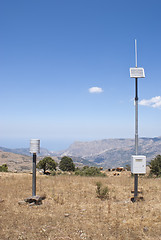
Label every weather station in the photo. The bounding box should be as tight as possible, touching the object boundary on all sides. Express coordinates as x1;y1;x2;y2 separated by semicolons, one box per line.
130;40;146;202
30;139;40;197
19;139;46;205
20;139;45;205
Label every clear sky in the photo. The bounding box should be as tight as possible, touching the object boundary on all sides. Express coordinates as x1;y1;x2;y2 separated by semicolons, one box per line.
1;0;161;150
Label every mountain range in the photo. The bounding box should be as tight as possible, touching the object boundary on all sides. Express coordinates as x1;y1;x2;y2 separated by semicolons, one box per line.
58;137;161;168
0;137;161;170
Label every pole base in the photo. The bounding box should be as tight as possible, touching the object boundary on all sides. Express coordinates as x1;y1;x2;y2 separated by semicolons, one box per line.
24;194;46;205
131;196;144;203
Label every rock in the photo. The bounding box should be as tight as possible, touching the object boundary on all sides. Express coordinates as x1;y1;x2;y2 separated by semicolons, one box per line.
143;227;148;232
29;202;35;206
81;209;86;212
64;213;70;217
18;200;27;205
0;199;4;203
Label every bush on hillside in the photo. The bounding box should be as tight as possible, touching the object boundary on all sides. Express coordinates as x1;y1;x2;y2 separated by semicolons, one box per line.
75;166;106;177
0;164;8;172
149;155;161;177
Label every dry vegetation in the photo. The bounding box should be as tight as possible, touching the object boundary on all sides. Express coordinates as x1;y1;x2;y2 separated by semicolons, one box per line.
0;172;161;240
0;152;32;172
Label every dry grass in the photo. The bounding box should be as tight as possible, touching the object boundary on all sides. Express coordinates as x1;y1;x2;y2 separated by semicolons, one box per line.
0;152;32;172
0;172;161;240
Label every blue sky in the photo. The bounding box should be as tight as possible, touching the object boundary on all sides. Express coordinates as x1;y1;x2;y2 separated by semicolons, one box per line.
1;0;161;150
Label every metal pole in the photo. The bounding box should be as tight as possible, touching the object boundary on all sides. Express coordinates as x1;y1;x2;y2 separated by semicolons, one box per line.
134;39;138;200
134;82;138;200
32;153;36;196
135;78;138;155
134;174;138;199
135;39;137;68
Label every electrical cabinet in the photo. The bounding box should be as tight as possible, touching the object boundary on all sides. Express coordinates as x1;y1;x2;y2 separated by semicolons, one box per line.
131;155;146;174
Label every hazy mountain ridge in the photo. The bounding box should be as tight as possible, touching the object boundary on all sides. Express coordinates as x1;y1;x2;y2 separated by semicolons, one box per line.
61;139;135;158
60;137;161;168
0;147;51;156
1;137;161;170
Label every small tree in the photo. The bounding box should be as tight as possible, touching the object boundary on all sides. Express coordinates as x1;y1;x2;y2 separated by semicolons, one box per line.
37;157;57;174
0;164;8;172
149;155;161;177
59;156;75;171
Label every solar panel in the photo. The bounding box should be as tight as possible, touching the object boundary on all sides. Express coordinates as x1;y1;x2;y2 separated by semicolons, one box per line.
130;68;145;78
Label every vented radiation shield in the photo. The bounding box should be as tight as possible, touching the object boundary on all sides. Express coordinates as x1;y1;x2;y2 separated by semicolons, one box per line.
30;139;40;154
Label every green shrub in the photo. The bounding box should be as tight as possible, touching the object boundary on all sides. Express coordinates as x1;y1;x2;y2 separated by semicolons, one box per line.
96;181;109;200
0;164;8;172
149;155;161;177
75;166;106;177
59;156;75;172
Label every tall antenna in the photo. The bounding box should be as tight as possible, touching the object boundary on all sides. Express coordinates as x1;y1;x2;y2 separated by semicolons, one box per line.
135;39;137;68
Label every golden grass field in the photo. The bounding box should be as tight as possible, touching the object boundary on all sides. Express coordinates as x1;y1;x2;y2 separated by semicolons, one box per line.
0;171;161;240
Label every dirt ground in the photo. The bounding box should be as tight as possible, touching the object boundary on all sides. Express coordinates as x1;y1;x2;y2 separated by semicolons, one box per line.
0;172;161;240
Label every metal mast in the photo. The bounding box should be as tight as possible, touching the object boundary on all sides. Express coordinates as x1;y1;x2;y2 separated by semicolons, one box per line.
134;39;139;199
135;39;138;156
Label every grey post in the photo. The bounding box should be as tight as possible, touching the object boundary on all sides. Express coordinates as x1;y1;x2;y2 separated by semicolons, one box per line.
32;153;37;196
134;40;138;200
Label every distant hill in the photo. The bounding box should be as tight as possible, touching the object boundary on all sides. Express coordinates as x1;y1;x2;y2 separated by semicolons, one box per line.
0;151;97;172
59;137;161;168
1;137;161;170
0;151;32;172
0;147;51;156
0;146;55;172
